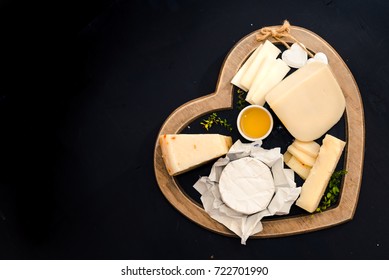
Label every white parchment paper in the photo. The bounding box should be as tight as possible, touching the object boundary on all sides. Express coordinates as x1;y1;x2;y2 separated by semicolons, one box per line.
193;140;301;244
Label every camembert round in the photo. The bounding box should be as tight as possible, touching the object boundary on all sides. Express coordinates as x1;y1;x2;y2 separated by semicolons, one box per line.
219;157;275;215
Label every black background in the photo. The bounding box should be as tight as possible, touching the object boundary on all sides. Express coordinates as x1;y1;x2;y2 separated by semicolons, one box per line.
0;0;388;259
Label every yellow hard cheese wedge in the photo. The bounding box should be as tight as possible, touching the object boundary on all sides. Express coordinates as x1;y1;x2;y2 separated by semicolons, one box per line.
159;134;232;176
296;134;346;213
265;61;346;141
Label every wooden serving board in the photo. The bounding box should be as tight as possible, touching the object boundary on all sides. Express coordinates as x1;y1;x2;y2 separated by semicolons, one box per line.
153;25;365;238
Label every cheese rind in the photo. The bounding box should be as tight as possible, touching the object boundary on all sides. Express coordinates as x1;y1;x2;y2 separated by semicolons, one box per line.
295;134;346;213
265;61;346;141
159;134;232;176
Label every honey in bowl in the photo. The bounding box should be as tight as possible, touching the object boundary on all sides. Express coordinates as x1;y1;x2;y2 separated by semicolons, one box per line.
237;105;273;141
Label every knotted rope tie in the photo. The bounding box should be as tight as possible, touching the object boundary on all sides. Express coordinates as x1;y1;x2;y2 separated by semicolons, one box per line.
256;20;314;58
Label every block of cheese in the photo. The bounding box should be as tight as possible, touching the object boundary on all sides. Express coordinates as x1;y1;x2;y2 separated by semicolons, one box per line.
231;43;263;91
246;58;290;106
292;140;320;158
239;40;281;90
287;145;316;167
265;61;346;141
284;151;311;180
159;134;232;176
295;134;346;213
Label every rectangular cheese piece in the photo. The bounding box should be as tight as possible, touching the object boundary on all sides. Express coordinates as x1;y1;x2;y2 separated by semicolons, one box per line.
245;56;275;103
287;145;316;167
231;44;263;91
159;134;232;176
246;58;290;106
239;40;281;90
284;151;311;180
292;140;320;158
295;134;346;213
265;61;346;141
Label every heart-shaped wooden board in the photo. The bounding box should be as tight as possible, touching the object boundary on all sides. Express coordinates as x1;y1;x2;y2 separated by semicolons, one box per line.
154;25;364;238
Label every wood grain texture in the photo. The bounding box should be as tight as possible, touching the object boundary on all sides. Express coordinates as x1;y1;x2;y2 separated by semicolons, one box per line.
153;25;365;238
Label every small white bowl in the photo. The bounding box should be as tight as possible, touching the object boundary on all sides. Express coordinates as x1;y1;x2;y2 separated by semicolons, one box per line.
237;105;273;141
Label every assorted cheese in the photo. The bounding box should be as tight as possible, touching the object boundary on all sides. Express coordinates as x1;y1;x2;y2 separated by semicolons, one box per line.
159;37;349;219
159;134;232;176
265;61;346;141
295;134;346;213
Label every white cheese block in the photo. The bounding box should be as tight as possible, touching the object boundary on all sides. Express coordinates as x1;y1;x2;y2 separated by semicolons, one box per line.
265;61;346;141
287;145;317;167
246;58;290;106
284;151;311;180
239;40;281;90
231;43;263;91
296;134;346;213
292;139;320;158
219;157;275;215
159;134;232;176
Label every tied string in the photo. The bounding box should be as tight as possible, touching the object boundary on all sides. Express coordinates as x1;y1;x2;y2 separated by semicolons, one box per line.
256;20;314;58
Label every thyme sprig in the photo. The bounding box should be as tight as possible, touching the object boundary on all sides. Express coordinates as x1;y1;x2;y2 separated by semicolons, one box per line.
316;170;348;212
236;88;248;111
200;113;232;132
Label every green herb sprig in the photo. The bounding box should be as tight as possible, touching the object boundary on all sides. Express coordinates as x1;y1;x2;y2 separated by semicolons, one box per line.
236;88;249;111
200;113;232;132
316;170;348;212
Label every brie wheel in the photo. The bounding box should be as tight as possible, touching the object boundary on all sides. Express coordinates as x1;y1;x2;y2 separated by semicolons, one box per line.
219;157;275;215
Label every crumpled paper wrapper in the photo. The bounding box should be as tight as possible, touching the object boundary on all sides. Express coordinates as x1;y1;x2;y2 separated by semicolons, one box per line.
193;140;301;244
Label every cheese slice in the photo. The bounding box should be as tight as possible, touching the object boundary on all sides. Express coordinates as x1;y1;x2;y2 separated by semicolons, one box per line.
265;61;346;141
239;40;281;90
287;145;316;167
292;139;320;158
246;58;290;106
219;157;275;215
245;56;276;103
159;134;232;176
296;134;346;213
231;43;263;91
284;151;311;180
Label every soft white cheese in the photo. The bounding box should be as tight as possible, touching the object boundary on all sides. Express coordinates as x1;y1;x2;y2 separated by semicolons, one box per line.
219;157;275;215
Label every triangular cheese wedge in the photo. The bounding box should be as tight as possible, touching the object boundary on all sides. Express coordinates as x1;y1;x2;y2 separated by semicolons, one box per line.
159;134;232;176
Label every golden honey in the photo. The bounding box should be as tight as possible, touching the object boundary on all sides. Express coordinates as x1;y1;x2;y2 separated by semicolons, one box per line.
239;106;272;139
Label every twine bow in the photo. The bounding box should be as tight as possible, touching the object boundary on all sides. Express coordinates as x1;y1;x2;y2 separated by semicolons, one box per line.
256;20;314;58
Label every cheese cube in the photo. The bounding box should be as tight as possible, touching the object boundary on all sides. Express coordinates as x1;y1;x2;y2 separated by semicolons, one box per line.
265;61;346;141
295;134;346;213
159;134;232;176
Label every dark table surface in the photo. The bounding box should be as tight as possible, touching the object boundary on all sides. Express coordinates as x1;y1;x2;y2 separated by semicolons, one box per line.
1;0;388;260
